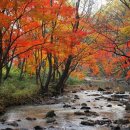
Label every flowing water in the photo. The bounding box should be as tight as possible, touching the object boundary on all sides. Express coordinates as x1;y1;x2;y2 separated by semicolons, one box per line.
0;89;130;130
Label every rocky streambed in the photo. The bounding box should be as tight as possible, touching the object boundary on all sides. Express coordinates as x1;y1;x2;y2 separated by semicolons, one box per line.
0;89;130;130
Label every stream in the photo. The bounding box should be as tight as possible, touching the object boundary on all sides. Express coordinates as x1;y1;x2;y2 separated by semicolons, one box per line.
0;89;130;130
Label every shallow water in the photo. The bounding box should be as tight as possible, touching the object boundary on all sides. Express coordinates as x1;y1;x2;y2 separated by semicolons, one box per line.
0;90;130;130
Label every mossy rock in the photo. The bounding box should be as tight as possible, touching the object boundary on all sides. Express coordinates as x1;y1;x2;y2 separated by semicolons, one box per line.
81;103;87;107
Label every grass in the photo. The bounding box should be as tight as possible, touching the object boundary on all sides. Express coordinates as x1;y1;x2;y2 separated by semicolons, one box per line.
67;77;84;85
0;68;39;114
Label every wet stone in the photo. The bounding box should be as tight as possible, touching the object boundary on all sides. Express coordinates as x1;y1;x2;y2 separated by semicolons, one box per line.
49;126;55;129
46;110;56;118
81;120;96;126
107;104;112;107
103;91;113;94
95;98;100;100
96;119;112;125
115;91;125;94
71;107;76;109
113;119;130;124
81;106;91;110
108;97;120;102
89;94;101;96
125;104;130;110
34;126;44;130
102;117;109;120
63;104;71;108
117;104;123;106
111;94;129;99
26;117;36;121
80;117;88;120
94;107;100;109
16;119;21;122
105;87;112;90
84;111;99;116
72;90;77;93
111;126;121;130
74;111;85;115
7;121;18;127
74;95;80;99
46;117;56;123
98;87;105;91
81;103;87;106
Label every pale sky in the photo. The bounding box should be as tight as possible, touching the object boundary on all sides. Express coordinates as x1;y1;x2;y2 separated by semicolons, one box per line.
70;0;108;13
94;0;107;10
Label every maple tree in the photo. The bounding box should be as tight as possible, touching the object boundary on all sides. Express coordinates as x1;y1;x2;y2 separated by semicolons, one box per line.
0;0;129;94
0;0;42;84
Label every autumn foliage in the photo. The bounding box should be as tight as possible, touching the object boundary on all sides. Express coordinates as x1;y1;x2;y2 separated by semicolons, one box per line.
0;0;129;94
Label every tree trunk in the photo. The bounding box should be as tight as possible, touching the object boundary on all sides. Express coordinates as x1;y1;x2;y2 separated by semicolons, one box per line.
19;58;25;80
4;47;16;80
4;63;12;80
0;29;3;85
42;53;52;93
55;55;72;93
52;56;58;82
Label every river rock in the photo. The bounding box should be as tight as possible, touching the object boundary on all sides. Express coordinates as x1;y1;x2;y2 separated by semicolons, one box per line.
111;126;121;130
7;121;18;127
111;94;129;99
45;110;56;118
71;107;76;109
84;111;99;116
90;94;101;96
115;91;125;94
125;104;130;110
114;119;129;124
98;87;105;91
34;125;44;130
81;103;87;106
46;117;56;123
74;111;85;115
103;91;113;94
107;104;112;107
95;98;100;100
72;90;77;93
107;97;120;102
17;119;21;122
105;87;112;90
26;117;36;121
81;106;91;110
81;120;96;126
96;119;112;125
117;104;123;106
63;104;71;108
74;95;80;99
